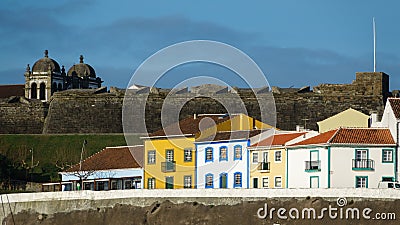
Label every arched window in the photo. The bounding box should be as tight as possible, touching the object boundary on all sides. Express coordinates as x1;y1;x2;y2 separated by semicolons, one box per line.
205;173;213;188
219;173;228;188
234;145;242;160
58;83;62;91
205;147;213;162
52;82;57;94
234;172;242;188
39;83;46;100
31;83;37;99
219;146;228;161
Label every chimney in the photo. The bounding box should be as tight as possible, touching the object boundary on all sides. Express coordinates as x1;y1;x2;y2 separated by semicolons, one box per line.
370;112;378;127
194;114;197;120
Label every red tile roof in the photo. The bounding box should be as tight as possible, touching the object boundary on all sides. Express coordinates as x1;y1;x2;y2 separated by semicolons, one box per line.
149;114;234;137
0;85;24;98
330;128;395;145
290;128;395;146
65;146;143;172
196;129;264;143
251;132;306;147
389;98;400;119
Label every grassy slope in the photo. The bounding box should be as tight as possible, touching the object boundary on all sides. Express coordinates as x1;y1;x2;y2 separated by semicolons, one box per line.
0;134;142;182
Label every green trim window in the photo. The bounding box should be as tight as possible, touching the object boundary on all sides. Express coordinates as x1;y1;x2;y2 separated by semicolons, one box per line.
355;176;368;188
310;176;319;188
305;150;320;172
148;150;156;164
184;148;192;162
382;149;393;163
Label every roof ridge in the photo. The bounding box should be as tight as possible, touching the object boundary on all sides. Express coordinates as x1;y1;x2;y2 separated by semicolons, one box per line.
327;128;340;144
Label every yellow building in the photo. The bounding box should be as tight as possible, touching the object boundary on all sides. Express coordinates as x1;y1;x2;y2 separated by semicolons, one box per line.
248;132;307;189
143;114;272;189
317;108;369;133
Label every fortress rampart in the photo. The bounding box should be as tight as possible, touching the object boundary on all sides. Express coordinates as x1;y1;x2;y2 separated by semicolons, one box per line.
0;72;391;134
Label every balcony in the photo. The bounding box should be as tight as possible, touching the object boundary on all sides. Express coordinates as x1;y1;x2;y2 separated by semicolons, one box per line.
257;162;270;172
305;160;321;172
161;161;176;172
352;159;375;171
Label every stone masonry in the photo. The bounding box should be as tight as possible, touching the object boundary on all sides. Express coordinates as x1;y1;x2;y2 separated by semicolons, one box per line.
0;72;391;134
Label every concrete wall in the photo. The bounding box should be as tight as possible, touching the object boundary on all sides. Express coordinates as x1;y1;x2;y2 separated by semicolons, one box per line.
2;188;400;223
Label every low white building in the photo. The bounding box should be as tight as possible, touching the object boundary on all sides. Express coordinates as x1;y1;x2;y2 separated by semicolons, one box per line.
195;130;265;189
58;146;144;191
287;128;396;189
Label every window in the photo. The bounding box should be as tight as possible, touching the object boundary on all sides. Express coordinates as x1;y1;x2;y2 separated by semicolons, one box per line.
234;172;242;188
275;177;282;188
234;145;242;160
275;151;282;162
252;152;259;164
262;177;269;188
39;83;46;100
148;150;156;164
219;146;228;161
220;173;228;188
356;176;368;188
184;148;192;162
355;149;368;160
165;176;174;189
184;175;192;188
124;180;132;189
205;147;213;162
31;82;37;99
148;178;155;189
253;178;258;188
166;149;174;162
205;174;213;188
382;149;393;163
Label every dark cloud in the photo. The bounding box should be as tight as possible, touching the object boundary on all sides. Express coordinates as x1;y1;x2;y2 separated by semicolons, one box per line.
1;3;399;90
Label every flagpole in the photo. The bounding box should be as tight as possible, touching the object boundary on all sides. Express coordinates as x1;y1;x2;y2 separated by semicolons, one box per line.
373;17;376;72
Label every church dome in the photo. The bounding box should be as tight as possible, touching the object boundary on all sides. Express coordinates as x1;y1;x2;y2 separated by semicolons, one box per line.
67;55;96;78
32;50;61;73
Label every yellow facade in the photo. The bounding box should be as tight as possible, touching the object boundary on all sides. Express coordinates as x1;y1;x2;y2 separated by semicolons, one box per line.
144;136;195;189
143;113;274;189
249;147;286;189
317;108;369;133
199;114;273;139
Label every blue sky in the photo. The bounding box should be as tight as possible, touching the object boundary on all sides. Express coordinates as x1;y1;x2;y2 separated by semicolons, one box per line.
1;0;400;89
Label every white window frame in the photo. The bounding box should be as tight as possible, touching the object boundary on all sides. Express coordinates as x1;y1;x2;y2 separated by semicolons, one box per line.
252;152;259;164
274;176;282;188
262;177;269;188
274;150;282;163
148;150;156;164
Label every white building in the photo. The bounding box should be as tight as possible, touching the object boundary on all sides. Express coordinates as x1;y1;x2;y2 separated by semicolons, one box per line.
195;130;265;189
58;146;143;191
287;128;396;189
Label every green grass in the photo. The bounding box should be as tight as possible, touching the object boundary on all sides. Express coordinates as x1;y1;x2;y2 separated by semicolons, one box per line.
0;134;143;182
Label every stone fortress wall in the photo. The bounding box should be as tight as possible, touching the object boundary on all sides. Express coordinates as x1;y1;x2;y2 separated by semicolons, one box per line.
0;72;391;134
